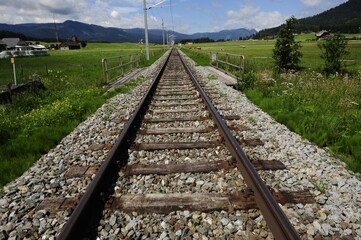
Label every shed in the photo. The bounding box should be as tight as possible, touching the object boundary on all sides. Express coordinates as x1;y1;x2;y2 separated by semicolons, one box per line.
0;40;6;51
315;30;330;40
1;38;29;50
59;40;80;50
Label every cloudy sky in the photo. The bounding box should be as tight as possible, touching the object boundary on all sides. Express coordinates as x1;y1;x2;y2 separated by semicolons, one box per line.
0;0;347;33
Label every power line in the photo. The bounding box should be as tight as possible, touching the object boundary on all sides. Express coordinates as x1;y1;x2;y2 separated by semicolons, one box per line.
169;0;174;32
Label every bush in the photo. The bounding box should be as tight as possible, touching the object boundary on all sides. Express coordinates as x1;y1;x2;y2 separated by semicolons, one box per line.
318;33;349;75
239;70;258;90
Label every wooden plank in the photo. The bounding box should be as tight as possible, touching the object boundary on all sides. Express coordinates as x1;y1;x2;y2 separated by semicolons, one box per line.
65;166;99;178
35;189;313;215
152;96;198;101
151;102;201;107
157;85;193;89
64;166;88;178
110;190;314;214
222;115;241;120
143;116;208;123
156;89;195;93
253;160;286;170
132;141;220;151
111;193;230;213
35;198;65;214
85;166;99;176
228;125;251;132
139;126;214;135
156;92;195;96
238;138;264;146
150;108;204;114
123;160;234;175
123;159;285;175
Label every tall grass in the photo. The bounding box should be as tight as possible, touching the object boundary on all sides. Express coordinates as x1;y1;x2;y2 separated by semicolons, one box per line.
244;71;361;172
182;39;361;173
0;43;166;188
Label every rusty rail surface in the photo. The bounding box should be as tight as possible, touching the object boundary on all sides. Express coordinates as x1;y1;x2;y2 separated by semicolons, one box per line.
58;48;300;239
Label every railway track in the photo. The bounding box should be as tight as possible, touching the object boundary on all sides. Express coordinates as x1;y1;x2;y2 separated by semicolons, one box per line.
37;49;314;239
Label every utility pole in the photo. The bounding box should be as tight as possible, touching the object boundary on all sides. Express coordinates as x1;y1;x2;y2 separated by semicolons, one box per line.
53;14;59;44
143;0;150;60
162;19;165;46
166;29;169;46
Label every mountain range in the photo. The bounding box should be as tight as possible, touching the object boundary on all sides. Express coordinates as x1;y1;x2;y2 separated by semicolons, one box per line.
256;0;360;38
1;0;358;42
0;20;256;43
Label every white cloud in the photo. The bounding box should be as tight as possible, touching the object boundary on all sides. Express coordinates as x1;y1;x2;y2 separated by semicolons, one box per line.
110;10;119;18
299;0;326;7
225;5;285;31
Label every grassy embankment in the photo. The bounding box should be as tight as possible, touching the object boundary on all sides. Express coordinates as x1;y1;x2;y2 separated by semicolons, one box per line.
181;35;361;173
0;43;165;188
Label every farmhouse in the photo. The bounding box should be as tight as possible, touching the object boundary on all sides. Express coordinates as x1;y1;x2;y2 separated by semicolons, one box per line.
59;35;81;50
1;38;29;50
0;38;49;59
315;30;330;40
59;41;81;50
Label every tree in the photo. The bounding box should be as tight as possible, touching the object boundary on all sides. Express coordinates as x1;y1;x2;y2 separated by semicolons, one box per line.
273;17;302;73
318;33;349;74
81;41;87;48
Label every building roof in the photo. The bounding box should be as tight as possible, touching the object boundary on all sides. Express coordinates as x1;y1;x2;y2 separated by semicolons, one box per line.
0;40;6;45
29;44;47;49
1;38;28;48
315;30;329;38
60;40;80;47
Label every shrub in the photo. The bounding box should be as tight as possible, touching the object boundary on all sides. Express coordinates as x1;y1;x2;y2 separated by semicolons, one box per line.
239;70;258;90
318;33;349;75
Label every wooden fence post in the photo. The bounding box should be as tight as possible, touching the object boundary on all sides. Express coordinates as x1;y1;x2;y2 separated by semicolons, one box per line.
102;58;108;83
240;55;244;80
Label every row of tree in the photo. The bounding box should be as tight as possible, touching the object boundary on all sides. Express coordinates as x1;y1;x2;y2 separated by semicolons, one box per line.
273;17;349;75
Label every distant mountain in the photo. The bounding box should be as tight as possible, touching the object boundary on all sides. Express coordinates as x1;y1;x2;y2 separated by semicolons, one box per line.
191;29;256;41
256;0;361;38
0;20;256;43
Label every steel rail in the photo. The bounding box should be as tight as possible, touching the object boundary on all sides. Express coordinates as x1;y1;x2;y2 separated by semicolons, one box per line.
177;48;300;240
57;49;172;240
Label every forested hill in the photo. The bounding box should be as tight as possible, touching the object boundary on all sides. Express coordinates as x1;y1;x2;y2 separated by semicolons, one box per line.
0;20;256;43
256;0;361;38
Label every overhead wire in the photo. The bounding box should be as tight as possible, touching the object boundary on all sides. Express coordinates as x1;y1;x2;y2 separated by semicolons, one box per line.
170;0;174;32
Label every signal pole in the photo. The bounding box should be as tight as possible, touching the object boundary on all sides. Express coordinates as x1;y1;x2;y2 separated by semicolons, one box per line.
162;19;165;46
143;0;150;60
53;14;59;44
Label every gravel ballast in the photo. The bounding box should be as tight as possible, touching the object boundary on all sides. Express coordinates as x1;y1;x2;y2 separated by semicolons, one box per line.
0;50;360;239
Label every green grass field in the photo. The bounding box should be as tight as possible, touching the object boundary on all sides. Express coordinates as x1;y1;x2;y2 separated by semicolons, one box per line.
181;37;361;174
180;36;361;73
1;37;360;188
0;43;165;188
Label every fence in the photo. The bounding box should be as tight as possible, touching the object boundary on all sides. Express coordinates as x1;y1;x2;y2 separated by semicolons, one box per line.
101;49;167;84
102;53;142;84
210;52;244;80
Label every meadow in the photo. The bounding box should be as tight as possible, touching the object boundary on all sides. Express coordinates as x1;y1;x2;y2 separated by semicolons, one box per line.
181;35;361;174
1;36;360;188
0;43;165;188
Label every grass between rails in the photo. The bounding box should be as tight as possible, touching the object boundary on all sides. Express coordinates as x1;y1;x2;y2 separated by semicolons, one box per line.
0;43;166;188
181;38;361;173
